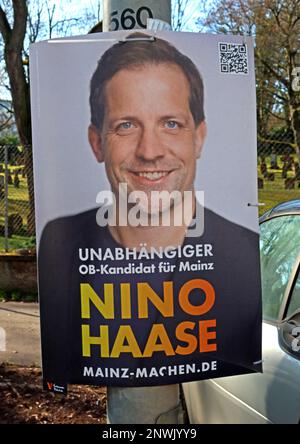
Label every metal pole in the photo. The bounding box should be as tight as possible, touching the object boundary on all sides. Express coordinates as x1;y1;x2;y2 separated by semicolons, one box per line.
4;145;9;252
102;0;182;424
103;0;171;32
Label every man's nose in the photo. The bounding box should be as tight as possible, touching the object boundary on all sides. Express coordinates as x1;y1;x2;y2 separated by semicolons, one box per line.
135;127;166;160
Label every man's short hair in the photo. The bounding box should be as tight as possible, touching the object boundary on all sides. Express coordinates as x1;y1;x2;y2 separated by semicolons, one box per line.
90;32;205;131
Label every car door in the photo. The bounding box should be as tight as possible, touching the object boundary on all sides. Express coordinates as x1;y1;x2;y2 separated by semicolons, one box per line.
183;213;300;424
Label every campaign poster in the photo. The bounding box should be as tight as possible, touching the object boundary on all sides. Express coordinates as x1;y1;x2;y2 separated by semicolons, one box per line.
30;30;262;393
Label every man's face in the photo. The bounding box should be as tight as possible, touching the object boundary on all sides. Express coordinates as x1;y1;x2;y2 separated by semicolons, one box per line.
89;63;206;211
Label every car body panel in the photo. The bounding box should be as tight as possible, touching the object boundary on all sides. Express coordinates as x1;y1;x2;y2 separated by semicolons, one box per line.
183;200;300;424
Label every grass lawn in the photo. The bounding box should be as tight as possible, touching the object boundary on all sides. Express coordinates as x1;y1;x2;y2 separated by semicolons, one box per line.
0;170;29;227
0;166;30;251
257;154;300;216
0;234;34;252
258;188;300;216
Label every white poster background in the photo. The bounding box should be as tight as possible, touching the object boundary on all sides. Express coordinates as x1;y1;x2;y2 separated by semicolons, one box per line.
30;31;258;242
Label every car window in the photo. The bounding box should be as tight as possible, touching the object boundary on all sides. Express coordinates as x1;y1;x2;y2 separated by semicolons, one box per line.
286;266;300;318
260;215;300;322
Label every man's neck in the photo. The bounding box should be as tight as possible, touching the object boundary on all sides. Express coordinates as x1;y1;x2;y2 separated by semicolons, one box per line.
108;195;196;250
108;224;188;250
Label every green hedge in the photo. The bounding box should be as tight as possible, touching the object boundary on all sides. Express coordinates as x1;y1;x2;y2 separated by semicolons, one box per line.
0;289;38;302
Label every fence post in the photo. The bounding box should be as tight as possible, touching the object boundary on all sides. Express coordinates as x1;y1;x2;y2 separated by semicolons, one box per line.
4;145;9;252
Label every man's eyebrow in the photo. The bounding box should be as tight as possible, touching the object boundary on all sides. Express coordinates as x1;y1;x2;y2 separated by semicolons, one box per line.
106;113;190;127
160;114;189;124
107;116;139;125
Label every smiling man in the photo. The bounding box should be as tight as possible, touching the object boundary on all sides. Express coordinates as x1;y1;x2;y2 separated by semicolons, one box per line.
37;33;262;424
88;33;206;248
90;63;204;231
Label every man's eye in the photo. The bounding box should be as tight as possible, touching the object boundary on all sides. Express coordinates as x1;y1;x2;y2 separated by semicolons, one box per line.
165;121;179;129
119;122;133;130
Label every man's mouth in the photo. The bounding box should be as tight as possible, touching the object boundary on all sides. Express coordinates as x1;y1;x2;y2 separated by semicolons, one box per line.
127;170;174;183
135;171;168;181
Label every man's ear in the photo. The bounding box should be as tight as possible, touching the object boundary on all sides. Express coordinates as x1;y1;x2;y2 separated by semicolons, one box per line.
194;121;207;159
88;124;104;163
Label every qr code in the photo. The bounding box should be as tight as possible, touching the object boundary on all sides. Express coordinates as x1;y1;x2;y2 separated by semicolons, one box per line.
219;43;248;75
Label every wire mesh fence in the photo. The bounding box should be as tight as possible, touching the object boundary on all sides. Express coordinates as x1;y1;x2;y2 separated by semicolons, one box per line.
257;129;300;214
0;139;300;252
0;145;35;253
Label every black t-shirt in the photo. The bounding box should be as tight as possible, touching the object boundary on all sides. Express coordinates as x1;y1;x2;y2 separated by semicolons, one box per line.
38;207;262;389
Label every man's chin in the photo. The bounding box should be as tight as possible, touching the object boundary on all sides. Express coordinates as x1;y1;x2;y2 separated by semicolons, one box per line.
127;200;175;227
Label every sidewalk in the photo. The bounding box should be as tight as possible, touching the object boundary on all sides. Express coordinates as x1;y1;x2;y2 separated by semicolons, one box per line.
0;301;41;366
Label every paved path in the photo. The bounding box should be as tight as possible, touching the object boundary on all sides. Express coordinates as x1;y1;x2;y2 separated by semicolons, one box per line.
0;301;41;366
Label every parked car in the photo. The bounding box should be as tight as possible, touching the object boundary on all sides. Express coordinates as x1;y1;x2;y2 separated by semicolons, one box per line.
182;199;300;424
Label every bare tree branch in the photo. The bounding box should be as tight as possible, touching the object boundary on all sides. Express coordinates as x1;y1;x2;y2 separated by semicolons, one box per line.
0;6;12;43
256;52;290;89
267;109;287;122
28;1;44;43
0;113;13;131
0;101;13;113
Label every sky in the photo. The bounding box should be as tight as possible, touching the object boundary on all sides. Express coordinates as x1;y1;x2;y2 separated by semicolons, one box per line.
0;0;203;100
42;0;202;34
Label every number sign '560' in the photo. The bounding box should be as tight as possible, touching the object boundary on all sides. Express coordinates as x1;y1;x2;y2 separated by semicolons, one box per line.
109;7;153;31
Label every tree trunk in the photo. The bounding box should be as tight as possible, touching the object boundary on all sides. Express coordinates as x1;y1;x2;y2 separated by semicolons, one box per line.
5;49;35;235
1;0;35;236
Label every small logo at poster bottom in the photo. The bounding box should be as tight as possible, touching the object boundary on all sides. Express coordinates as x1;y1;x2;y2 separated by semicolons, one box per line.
45;381;67;394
